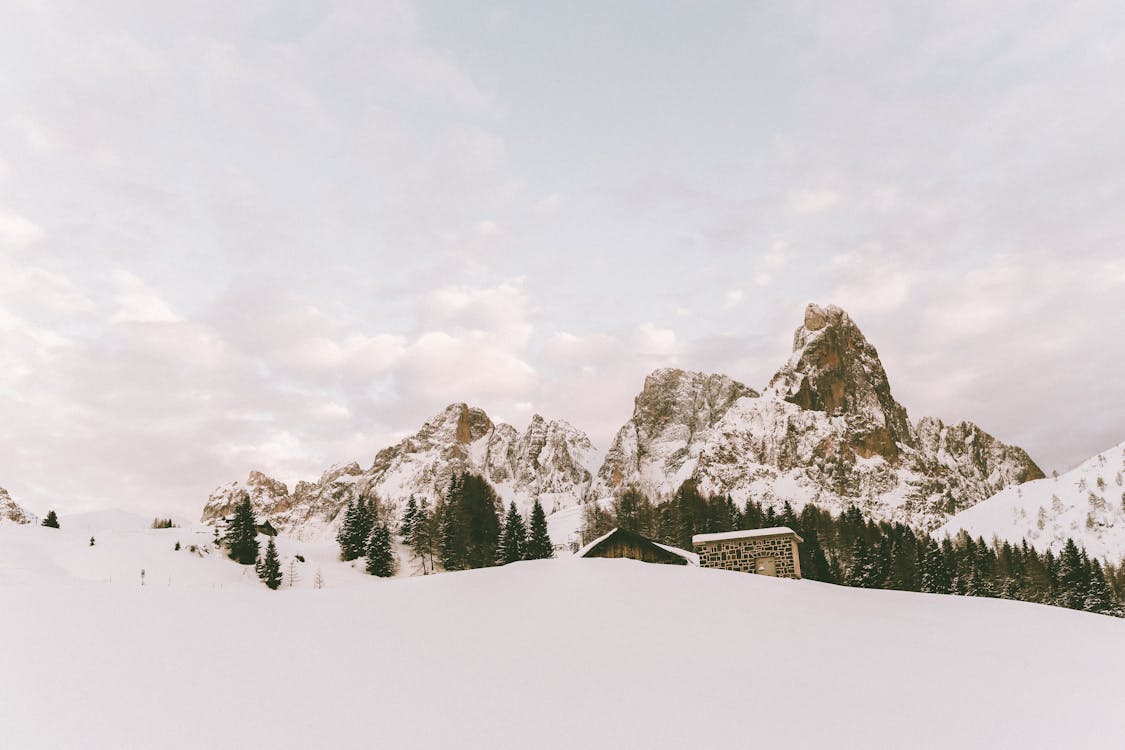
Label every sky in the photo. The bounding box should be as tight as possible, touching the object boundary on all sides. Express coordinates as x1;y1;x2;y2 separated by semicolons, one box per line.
2;0;1124;517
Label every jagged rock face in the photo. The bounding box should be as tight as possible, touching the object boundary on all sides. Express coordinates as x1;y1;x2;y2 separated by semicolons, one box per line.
199;404;598;540
591;368;758;498
767;304;913;461
200;470;290;525
1;487;34;525
591;304;1044;531
914;417;1045;491
936;441;1125;561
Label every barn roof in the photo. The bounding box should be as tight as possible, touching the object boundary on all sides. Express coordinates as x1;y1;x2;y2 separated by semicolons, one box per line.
576;527;697;565
692;526;804;545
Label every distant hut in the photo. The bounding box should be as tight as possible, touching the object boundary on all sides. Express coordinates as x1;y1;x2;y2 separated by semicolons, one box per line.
255;519;278;537
576;527;696;566
692;527;803;579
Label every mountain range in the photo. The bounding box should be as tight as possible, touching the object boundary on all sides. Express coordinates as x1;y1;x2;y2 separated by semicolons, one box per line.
199;303;1070;546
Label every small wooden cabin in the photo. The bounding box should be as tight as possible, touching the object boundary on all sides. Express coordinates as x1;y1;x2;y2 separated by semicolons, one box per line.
576;527;695;566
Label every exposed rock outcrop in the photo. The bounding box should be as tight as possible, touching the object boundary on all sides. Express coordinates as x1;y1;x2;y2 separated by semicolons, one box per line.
0;487;34;525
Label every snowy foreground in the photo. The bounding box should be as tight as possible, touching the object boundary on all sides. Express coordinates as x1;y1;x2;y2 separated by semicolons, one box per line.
3;522;1125;749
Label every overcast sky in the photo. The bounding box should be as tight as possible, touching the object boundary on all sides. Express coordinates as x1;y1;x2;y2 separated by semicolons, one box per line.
2;1;1124;517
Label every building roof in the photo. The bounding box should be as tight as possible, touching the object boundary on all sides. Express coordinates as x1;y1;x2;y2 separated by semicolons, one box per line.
691;526;804;545
576;527;698;565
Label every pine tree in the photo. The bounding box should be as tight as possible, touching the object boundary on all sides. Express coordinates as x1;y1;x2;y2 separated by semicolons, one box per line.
365;522;395;577
41;510;60;529
1055;538;1086;610
1083;559;1119;616
410;498;433;573
336;497;377;561
89;535;95;547
223;494;260;565
525;499;554;560
401;496;419;542
258;537;282;590
496;502;528;565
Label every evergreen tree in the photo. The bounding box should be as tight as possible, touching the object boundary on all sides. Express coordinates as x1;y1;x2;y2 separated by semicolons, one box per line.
336;497;377;561
1055;538;1086;610
365;522;395;577
496;502;528;565
89;535;95;547
223;494;260;565
410;498;434;573
525;499;554;560
401;496;419;542
41;510;59;529
258;537;282;590
1084;559;1120;615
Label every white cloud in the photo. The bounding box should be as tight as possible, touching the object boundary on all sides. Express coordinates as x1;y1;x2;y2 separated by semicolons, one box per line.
723;289;744;310
788;188;840;215
0;207;45;247
753;239;792;287
109;270;181;324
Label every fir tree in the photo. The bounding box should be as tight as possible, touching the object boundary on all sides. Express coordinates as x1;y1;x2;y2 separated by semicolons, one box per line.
365;522;395;577
1083;559;1119;616
223;494;260;565
41;510;60;529
89;535;95;547
258;537;282;590
1055;538;1086;610
525;499;554;560
401;496;419;543
336;497;377;561
496;502;528;565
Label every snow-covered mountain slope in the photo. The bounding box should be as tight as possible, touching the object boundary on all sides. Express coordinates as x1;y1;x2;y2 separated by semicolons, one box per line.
201;405;598;540
0;486;34;525
936;441;1125;561
592;304;1043;529
2;551;1123;749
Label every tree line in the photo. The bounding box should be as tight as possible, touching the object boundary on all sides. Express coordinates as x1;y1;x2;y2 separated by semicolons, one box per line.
391;472;554;574
580;480;1124;618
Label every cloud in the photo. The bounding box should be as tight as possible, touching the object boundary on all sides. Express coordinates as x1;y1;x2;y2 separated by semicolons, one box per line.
753;239;792;287
109;270;181;324
0;207;45;247
788;188;840;215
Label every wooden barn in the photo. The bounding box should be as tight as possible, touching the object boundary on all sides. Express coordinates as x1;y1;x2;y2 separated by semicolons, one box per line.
576;527;696;566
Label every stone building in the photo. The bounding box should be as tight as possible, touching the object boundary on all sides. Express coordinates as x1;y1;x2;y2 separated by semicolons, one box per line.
577;527;696;566
692;527;803;579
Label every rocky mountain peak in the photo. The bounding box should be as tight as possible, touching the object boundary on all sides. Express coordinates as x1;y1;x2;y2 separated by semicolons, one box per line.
634;367;758;437
590;368;758;497
768;303;913;460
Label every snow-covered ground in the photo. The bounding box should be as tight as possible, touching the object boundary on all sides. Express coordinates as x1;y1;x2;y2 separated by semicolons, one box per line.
2;521;1124;749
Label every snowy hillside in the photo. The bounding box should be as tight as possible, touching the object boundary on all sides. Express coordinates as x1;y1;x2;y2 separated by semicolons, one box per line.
592;304;1043;530
201;405;598;540
1;539;1123;749
937;441;1125;561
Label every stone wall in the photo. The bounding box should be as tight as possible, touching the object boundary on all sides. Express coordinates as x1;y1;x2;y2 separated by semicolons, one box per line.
694;534;800;579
